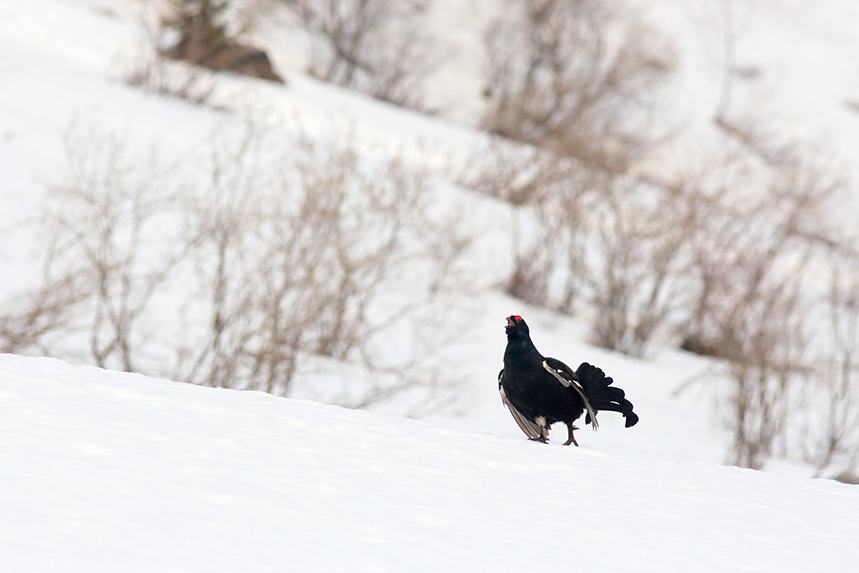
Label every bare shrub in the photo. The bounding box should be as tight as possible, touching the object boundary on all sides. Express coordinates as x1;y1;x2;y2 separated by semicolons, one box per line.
804;255;859;475
465;139;694;357
0;121;189;370
462;140;587;308
677;150;845;468
282;0;436;108
481;0;674;172
172;121;270;388
468;0;683;355
578;177;697;357
0;270;88;356
681;152;842;361
1;118;472;411
125;51;219;105
722;277;810;469
702;0;761;126
177;121;473;402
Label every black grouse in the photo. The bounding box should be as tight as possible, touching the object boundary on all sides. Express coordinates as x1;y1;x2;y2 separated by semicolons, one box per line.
499;315;639;446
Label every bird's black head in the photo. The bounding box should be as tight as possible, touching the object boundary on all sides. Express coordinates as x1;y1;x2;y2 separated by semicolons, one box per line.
505;315;530;339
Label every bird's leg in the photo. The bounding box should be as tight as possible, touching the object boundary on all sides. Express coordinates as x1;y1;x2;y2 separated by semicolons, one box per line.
541;425;550;443
529;424;550;444
563;423;579;447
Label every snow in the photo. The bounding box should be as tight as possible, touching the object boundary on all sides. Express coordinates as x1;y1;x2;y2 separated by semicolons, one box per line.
3;353;858;572
3;0;859;570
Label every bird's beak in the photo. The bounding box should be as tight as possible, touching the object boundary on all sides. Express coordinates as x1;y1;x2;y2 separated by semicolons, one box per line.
506;316;516;327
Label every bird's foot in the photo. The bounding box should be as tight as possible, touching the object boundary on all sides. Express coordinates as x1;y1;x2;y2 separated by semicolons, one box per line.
563;424;579;446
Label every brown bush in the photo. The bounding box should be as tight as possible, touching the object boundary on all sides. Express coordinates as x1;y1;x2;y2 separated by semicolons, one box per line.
481;0;674;172
282;0;436;108
174;122;474;402
0;118;472;412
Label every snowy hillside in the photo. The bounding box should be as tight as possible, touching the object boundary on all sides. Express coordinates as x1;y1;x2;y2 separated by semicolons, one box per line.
3;0;859;569
3;353;858;572
2;0;858;449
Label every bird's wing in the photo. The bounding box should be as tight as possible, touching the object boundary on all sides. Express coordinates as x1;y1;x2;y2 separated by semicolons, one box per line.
542;357;577;381
542;358;599;430
499;372;544;440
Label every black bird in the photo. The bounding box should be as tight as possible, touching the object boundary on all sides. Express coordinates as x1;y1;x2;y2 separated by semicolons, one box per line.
499;315;638;446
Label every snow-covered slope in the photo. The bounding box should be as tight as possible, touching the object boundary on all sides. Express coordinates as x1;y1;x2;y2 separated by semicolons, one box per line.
3;1;859;569
2;353;858;572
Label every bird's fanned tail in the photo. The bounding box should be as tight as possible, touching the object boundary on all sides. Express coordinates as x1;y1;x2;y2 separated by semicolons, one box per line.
575;362;639;428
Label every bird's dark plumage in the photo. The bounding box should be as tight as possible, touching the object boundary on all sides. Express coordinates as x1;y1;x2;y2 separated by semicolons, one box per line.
499;315;638;445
